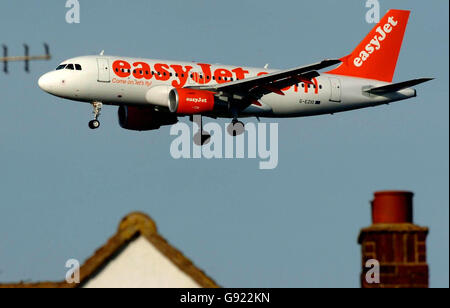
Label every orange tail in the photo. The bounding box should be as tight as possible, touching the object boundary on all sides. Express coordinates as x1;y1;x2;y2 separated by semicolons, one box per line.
327;9;410;82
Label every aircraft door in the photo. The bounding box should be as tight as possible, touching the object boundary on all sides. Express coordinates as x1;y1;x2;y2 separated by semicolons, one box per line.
97;58;110;83
329;77;341;102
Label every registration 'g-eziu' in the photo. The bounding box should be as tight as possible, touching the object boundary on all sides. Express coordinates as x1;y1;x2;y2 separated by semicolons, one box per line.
38;10;432;143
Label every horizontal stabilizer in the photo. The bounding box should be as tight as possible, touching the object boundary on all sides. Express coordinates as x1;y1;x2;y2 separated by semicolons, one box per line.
366;78;434;95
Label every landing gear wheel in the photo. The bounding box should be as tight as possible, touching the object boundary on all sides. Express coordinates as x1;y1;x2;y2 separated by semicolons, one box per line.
227;120;245;136
89;120;100;129
89;102;103;130
194;132;211;146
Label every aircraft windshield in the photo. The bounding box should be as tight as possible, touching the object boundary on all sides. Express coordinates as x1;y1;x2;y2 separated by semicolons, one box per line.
55;63;82;71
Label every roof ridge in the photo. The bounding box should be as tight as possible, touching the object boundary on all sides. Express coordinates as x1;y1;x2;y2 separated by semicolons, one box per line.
0;212;219;288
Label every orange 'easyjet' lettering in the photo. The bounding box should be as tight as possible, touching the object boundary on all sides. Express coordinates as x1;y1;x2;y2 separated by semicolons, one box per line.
154;63;171;81
112;60;131;78
170;64;192;87
132;62;152;80
232;67;249;80
214;68;233;84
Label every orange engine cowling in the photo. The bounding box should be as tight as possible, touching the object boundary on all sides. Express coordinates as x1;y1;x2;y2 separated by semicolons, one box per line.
168;88;217;114
118;106;178;131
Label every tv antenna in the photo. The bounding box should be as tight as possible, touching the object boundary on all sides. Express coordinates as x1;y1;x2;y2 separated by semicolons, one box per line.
1;43;51;73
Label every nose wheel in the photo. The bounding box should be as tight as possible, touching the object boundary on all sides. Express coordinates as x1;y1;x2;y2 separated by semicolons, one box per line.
89;102;102;130
89;119;100;129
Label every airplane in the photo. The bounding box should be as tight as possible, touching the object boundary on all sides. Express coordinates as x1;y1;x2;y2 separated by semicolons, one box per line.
38;9;432;144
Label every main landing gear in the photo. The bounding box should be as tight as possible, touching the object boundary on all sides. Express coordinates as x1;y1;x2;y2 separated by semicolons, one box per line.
226;107;245;136
192;115;245;146
192;115;211;146
227;118;245;137
88;102;102;129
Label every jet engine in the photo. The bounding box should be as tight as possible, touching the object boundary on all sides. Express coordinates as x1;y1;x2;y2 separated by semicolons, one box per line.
168;88;226;114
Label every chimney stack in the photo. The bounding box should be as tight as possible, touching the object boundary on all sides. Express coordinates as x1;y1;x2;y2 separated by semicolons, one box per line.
358;191;429;288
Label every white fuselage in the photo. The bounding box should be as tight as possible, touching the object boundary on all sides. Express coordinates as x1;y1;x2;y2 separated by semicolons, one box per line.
38;55;416;119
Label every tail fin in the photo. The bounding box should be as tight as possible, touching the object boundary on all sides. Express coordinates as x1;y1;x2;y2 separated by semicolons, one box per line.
327;9;410;82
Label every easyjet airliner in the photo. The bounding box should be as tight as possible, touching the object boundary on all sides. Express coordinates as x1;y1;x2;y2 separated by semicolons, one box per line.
38;9;431;144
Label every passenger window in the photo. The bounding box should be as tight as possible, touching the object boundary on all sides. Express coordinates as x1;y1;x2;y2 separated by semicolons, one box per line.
66;64;74;70
56;64;66;70
75;64;82;71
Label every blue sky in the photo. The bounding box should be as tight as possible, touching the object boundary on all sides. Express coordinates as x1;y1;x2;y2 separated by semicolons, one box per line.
0;0;448;287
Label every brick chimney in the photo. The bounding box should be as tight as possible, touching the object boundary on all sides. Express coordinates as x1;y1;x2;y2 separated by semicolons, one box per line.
358;191;429;288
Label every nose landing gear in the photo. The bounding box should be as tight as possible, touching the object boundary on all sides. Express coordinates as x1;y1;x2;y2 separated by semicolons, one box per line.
88;102;102;130
88;119;100;129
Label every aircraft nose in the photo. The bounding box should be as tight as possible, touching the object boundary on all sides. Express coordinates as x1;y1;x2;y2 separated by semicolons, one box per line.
38;72;54;93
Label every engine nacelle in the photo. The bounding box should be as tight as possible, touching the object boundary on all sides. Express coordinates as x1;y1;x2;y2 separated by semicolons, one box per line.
118;106;178;131
168;88;221;114
145;85;172;107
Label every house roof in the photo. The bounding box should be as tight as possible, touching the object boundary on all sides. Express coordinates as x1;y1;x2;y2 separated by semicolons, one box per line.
0;212;219;288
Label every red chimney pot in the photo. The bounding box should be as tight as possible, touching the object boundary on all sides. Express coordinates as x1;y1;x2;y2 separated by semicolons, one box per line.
371;190;414;224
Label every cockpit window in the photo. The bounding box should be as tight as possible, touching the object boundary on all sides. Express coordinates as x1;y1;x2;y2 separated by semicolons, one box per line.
56;63;82;71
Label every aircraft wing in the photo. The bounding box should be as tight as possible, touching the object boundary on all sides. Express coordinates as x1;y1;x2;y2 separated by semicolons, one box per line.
188;59;341;99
